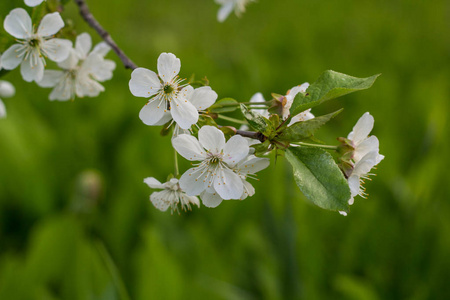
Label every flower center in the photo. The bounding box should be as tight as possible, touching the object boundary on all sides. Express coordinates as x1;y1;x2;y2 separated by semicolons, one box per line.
28;38;41;48
206;152;223;166
163;84;174;94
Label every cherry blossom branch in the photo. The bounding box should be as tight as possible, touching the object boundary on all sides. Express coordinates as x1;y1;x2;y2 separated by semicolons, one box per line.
230;128;266;142
73;0;138;70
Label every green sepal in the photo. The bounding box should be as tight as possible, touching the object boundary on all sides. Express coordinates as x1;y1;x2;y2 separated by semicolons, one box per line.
209;98;239;113
285;147;350;212
290;70;380;116
240;104;275;138
278;109;343;142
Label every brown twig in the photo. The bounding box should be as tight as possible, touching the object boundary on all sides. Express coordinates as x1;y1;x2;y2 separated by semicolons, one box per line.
74;0;138;70
236;129;266;142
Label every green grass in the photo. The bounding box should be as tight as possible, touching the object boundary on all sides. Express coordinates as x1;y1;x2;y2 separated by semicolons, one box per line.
1;0;449;299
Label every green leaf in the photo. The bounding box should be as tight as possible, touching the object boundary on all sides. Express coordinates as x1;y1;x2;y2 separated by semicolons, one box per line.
278;109;343;142
290;70;380;116
285;147;350;212
209;98;239;113
240;104;274;137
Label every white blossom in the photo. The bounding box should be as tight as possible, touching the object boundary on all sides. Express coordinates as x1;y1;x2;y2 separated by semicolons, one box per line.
346;112;384;205
200;154;270;207
2;8;72;82
215;0;254;22
129;53;200;129
144;177;200;213
37;33;116;101
172;126;250;204
24;0;45;7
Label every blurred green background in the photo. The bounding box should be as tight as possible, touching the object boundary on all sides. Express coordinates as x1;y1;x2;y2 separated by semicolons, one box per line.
1;0;449;299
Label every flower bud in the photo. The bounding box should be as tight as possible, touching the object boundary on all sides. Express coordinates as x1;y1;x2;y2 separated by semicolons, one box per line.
0;81;15;98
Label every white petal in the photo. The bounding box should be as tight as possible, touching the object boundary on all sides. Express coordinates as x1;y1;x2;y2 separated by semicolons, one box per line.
236;156;270;174
217;1;234;22
150;190;171;212
139;99;166;125
57;49;80;70
180;85;194;100
172;134;206;161
354;135;379;162
144;177;165;189
288;82;309;97
20;56;44;82
157;52;180;82
348;175;360;198
214;168;243;200
249;92;268;116
75;32;92;59
81;53;115;81
91;42;111;57
339;211;348;216
153;112;172;126
240;179;255;200
250;92;265;104
198;125;226;154
200;191;223;208
129;68;160;97
222;135;249;166
189;86;218;110
37;12;65;37
170;95;199;129
376;154;385;165
183;194;201;208
4;8;32;39
75;76;104;98
49;74;73;101
288;109;314;126
36;70;64;88
24;0;45;7
352;151;378;176
42;38;72;62
1;44;24;70
0;99;6;118
0;80;16;98
348;112;374;144
179;167;208;196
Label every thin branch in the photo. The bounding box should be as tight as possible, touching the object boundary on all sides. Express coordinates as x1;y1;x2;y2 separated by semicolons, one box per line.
74;0;138;70
236;129;266;142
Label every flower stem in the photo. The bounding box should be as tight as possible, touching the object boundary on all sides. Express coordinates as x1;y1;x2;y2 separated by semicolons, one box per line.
219;101;272;107
217;114;248;125
292;142;338;150
94;240;131;300
174;149;179;177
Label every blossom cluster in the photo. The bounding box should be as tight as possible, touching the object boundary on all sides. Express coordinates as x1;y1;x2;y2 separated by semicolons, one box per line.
1;6;115;102
1;1;383;216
